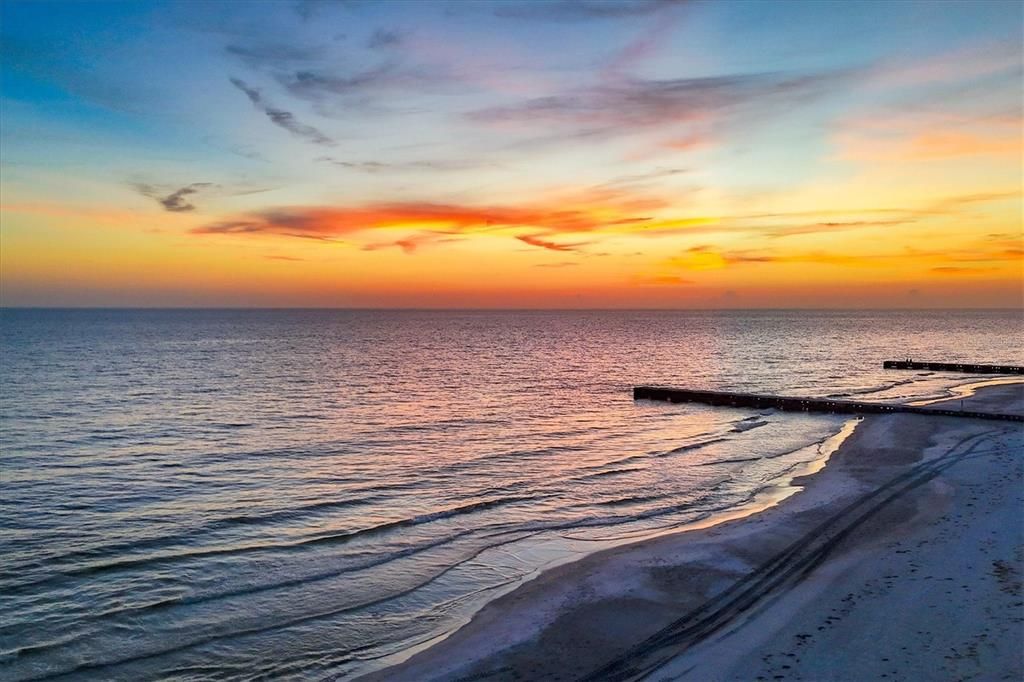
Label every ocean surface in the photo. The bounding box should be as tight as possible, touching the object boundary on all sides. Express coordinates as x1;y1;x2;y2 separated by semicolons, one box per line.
1;309;1021;680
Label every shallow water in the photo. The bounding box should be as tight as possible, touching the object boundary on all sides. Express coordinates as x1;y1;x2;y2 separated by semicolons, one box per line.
1;309;1021;680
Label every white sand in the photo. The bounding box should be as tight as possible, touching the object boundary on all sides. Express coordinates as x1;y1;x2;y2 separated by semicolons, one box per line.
362;383;1024;681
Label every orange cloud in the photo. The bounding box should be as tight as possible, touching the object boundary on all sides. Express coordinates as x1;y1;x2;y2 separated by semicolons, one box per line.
191;189;716;252
194;202;629;238
661;133;712;152
632;274;695;286
361;233;457;254
660;243;1023;273
664;245;729;270
839;129;1021;162
515;234;590;252
834;102;1022;164
931;266;999;275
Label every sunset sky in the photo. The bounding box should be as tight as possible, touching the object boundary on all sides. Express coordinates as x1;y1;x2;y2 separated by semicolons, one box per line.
1;0;1021;308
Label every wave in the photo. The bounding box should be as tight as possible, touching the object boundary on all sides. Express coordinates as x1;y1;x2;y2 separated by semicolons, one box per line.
0;493;392;581
572;430;732;474
595;493;672;507
698;455;762;466
573;466;646;482
660;436;729;456
218;495;390;526
388;496;534;528
1;495;536;595
7;528;546;680
23;528;488;632
825;376;918;399
493;484;731;539
731;420;768;433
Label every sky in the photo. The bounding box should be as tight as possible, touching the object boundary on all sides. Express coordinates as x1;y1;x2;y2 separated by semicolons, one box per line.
0;0;1021;308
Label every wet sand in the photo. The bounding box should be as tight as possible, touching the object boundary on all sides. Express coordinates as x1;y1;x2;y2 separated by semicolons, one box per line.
363;383;1024;681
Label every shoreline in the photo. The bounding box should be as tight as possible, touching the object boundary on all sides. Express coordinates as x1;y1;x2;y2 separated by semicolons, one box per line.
355;416;864;678
362;381;1023;681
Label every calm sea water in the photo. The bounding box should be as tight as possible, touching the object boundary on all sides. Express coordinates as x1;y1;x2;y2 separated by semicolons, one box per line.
1;309;1021;680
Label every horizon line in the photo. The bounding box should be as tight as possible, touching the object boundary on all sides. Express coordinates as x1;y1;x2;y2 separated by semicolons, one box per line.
2;306;1022;312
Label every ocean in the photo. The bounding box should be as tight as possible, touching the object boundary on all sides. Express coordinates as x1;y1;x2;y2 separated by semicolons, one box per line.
1;309;1021;680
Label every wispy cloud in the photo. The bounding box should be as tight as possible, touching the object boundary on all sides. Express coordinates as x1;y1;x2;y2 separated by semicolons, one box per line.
361;232;460;254
866;40;1022;89
762;219;916;238
661;241;1024;273
293;0;362;22
632;274;695;286
931;265;999;275
598;167;688;188
698;192;1019;240
277;62;459;107
516;234;590;252
133;182;214;212
944;246;1024;262
367;29;402;50
226;43;323;69
837;127;1021;162
361;237;421;254
468;70;848;141
496;0;688;22
831;40;1022;165
230;77;336;146
316;156;490;172
601;9;684;77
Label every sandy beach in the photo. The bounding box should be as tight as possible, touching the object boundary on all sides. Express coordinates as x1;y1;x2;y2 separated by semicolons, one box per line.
365;382;1024;681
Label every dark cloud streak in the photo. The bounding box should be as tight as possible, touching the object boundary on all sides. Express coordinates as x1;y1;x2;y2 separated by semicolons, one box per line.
468;71;847;136
230;77;336;146
764;219;916;238
226;43;323;69
367;29;402;49
278;62;459;107
496;0;688;22
516;234;590;252
134;182;214;212
316;156;490;172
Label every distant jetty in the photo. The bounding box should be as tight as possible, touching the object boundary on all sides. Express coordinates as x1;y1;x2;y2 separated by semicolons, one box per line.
883;360;1023;375
633;386;1023;422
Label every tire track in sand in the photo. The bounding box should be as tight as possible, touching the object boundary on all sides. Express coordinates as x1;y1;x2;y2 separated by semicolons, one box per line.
581;426;1009;681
